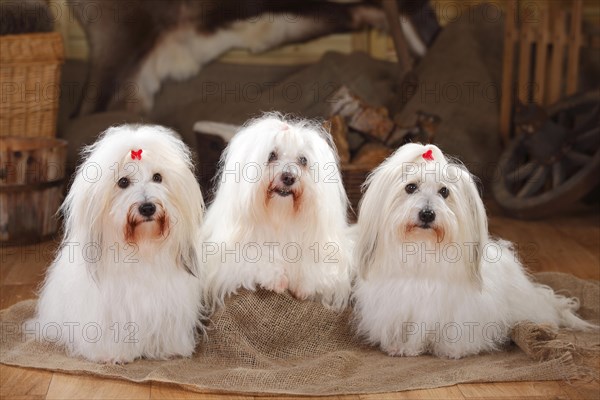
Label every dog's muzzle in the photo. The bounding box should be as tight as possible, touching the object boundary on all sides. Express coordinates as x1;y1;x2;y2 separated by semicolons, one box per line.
281;172;296;187
404;207;445;242
272;172;298;197
125;201;169;242
138;202;156;218
418;208;436;227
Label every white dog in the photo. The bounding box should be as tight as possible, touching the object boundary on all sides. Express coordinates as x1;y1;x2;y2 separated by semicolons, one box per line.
30;125;205;364
204;114;352;310
352;143;594;359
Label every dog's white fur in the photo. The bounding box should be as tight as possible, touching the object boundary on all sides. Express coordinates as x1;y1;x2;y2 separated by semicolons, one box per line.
30;125;205;363
352;143;595;359
204;114;352;310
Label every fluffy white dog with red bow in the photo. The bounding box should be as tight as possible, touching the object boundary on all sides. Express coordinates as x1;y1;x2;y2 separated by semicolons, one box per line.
352;143;594;359
30;125;205;363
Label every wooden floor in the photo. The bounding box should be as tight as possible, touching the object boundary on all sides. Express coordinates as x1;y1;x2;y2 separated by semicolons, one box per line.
1;205;599;400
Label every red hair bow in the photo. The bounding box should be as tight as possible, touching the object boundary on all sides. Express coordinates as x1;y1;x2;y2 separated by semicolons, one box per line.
422;149;434;161
131;149;142;160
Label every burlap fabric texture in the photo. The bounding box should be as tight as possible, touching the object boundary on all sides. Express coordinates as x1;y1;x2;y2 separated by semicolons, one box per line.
1;272;598;395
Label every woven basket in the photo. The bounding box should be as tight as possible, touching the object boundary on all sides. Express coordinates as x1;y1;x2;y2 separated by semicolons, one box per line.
342;163;373;218
0;32;65;138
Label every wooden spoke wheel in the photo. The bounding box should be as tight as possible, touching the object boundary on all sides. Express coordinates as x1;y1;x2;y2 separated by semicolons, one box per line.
493;90;600;219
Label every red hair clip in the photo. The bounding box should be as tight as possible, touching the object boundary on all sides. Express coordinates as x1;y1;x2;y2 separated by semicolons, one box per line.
131;149;142;160
422;149;434;161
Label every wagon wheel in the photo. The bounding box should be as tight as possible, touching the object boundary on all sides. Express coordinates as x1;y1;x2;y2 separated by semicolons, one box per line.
493;90;600;219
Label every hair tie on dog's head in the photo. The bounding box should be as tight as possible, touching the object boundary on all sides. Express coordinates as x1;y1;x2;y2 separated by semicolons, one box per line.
131;149;142;160
422;149;434;161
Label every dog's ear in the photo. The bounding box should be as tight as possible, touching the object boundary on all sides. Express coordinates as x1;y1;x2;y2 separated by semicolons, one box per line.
356;226;380;280
355;165;390;279
175;209;204;278
176;167;206;278
454;164;488;284
180;246;200;277
60;161;107;277
316;120;340;157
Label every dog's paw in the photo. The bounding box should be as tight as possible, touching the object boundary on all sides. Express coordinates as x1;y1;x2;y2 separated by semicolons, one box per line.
432;343;479;359
98;357;131;365
382;343;423;357
289;286;312;301
432;347;468;359
262;273;289;294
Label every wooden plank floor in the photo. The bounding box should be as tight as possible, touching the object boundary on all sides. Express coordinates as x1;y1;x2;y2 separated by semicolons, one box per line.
1;205;599;400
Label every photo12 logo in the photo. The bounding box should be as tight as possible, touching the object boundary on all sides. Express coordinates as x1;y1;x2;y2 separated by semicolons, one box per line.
219;161;340;185
202;241;340;264
2;321;140;344
400;321;506;344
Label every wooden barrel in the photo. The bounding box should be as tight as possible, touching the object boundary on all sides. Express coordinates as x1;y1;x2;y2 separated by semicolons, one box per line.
0;137;67;245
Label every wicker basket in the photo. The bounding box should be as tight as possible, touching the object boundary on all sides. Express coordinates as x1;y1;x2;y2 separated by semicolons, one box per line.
342;163;374;219
0;32;65;138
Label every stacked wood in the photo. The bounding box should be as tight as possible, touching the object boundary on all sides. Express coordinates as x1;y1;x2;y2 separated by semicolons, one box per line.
0;137;67;244
323;115;350;164
353;143;393;166
330;86;394;142
327;86;440;167
387;111;441;148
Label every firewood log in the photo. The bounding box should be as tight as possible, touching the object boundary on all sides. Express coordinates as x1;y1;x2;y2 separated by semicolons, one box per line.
330;86;394;142
324;115;351;163
352;143;393;166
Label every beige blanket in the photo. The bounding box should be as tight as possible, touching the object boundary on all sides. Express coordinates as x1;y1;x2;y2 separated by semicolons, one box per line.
1;272;598;395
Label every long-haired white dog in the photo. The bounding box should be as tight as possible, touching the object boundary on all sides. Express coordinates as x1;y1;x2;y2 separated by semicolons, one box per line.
204;114;352;310
30;125;205;363
352;143;594;359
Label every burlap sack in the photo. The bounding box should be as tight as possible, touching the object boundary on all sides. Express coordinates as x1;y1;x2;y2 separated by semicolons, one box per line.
1;272;598;395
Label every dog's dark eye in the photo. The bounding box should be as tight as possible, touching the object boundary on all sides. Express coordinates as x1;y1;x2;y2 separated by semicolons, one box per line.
153;173;162;183
268;151;277;162
298;156;307;166
439;187;450;199
405;183;418;194
117;177;130;189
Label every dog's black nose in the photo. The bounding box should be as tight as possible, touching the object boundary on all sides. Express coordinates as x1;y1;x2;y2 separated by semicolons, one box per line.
418;209;436;223
139;202;156;217
281;172;296;186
